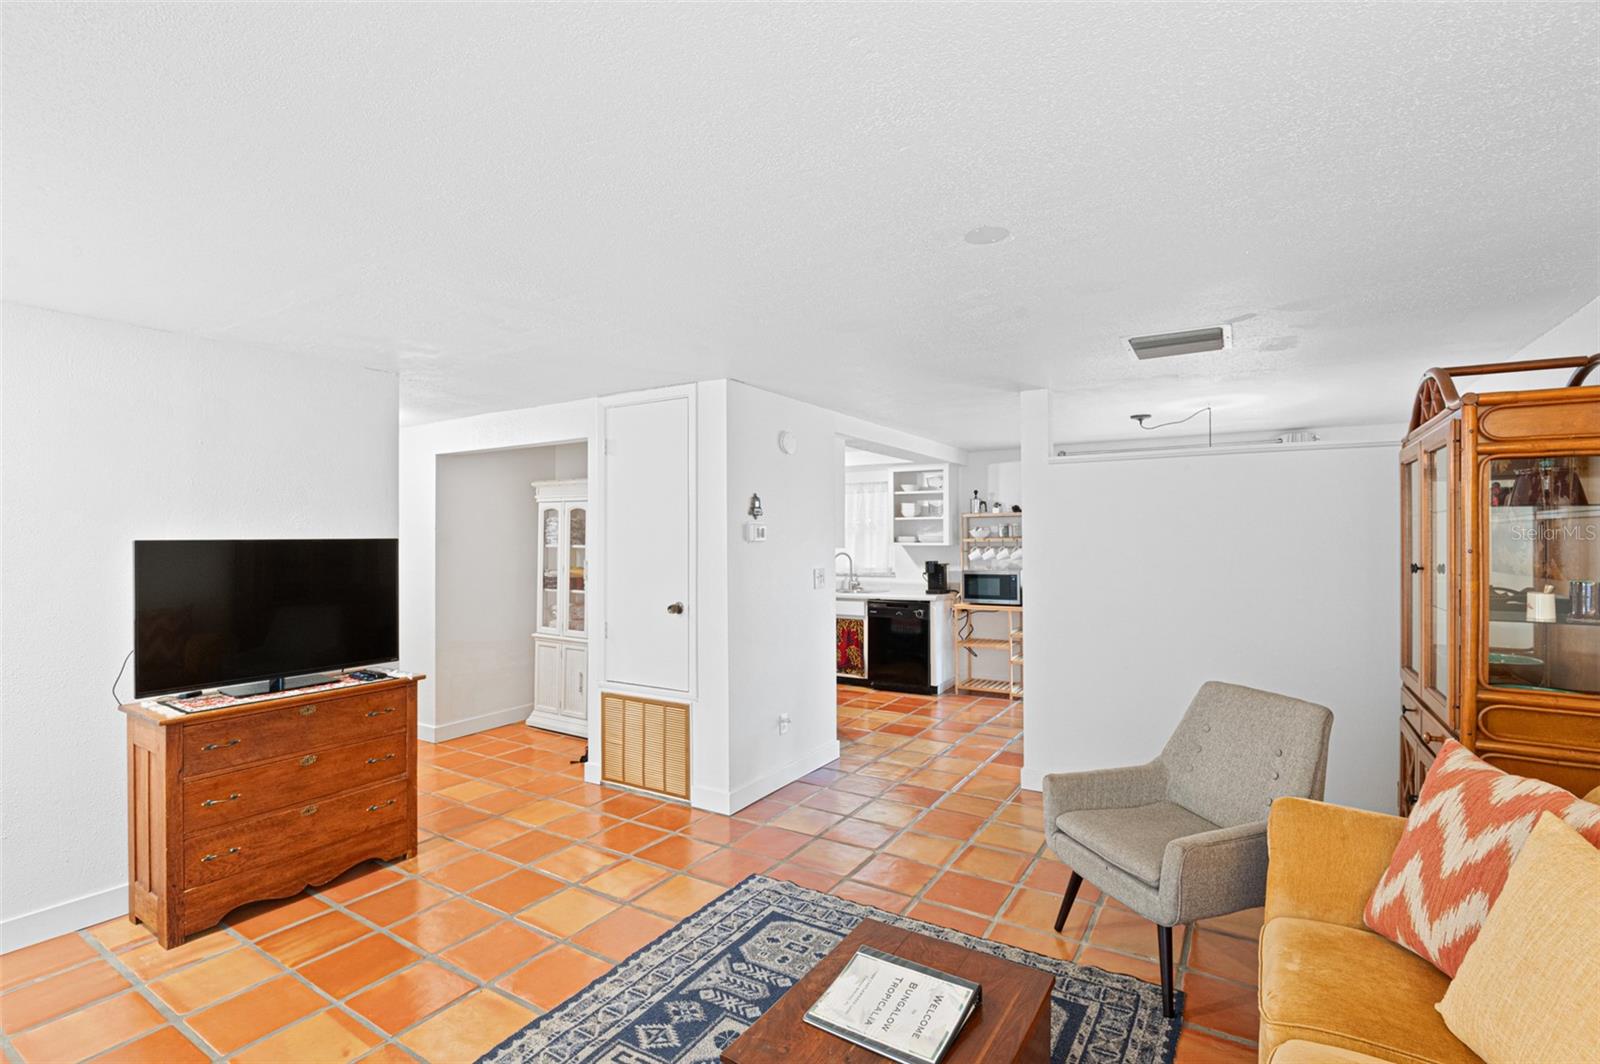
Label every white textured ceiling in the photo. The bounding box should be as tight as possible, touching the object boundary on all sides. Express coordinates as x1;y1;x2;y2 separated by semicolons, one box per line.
5;3;1597;448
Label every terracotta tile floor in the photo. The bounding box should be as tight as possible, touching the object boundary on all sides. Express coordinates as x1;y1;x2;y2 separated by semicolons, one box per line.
0;687;1259;1062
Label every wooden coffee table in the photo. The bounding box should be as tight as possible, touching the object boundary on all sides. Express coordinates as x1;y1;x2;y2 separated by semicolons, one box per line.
721;918;1055;1064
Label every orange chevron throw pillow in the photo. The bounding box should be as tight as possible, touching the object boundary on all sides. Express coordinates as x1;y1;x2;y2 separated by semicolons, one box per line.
1364;740;1600;976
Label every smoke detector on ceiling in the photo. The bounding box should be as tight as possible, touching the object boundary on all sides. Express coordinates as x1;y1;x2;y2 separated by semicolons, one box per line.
1127;325;1231;360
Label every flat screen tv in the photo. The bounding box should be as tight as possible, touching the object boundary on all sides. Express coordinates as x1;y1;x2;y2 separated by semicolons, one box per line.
134;539;399;698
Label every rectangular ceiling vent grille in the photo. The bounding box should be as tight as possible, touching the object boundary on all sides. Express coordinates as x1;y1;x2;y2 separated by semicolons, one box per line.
1128;325;1230;360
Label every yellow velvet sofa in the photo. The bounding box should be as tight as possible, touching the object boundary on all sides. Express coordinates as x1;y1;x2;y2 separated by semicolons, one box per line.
1258;797;1479;1064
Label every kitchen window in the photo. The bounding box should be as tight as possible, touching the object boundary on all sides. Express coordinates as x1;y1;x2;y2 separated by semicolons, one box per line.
842;475;894;576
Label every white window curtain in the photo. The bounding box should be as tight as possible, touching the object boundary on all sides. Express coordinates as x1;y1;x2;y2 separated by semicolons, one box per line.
843;477;894;576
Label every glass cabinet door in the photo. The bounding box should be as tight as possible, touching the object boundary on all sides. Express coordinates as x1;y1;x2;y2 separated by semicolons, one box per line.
1423;438;1453;708
566;505;586;635
1400;448;1423;683
539;504;561;633
1484;455;1600;694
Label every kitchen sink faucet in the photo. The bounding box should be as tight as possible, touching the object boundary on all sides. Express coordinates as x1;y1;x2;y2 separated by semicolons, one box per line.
834;551;863;593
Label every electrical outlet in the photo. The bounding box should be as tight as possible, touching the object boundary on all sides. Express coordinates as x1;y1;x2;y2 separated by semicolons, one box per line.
812;566;826;589
777;713;791;735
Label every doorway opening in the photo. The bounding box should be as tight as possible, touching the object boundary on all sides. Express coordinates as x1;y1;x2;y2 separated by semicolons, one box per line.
435;441;588;740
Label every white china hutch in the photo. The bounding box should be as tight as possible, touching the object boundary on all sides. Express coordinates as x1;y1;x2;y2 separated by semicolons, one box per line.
527;480;589;736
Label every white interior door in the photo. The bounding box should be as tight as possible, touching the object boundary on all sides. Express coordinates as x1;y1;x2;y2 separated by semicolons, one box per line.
604;396;691;691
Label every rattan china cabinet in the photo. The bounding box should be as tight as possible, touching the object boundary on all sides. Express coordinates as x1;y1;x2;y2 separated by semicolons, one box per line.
1398;355;1600;813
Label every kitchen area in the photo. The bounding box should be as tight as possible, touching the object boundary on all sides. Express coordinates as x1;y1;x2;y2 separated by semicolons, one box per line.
834;443;1023;700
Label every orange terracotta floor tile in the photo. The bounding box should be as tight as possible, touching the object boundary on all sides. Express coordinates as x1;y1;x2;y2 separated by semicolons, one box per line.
687;847;776;885
571;908;676;961
634;876;729;920
226;894;331;939
883;831;960;866
185;974;327;1055
582;859;669;900
86;1024;210;1064
789;838;874;876
118;930;235;982
258;910;371;967
83;918;153;955
496;945;613;1010
469;868;565;913
389;897;502;952
635;835;721;870
145;946;280;1014
852;853;939;894
518;888;620;936
230;1007;379;1064
440;921;552;981
317;862;406;904
0;686;1264;1062
398;990;537;1061
9;990;165;1063
346;961;474;1035
1;959;128;1034
923;871;1014;917
297;934;421;998
0;934;98;992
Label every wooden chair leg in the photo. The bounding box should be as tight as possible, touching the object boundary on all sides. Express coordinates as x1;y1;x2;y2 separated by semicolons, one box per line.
1052;872;1083;933
1157;924;1175;1018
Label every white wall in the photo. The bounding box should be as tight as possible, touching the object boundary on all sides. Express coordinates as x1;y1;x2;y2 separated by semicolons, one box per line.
722;381;840;808
0;304;398;950
1019;391;1400;811
435;444;585;732
1513;296;1598;361
399;402;596;743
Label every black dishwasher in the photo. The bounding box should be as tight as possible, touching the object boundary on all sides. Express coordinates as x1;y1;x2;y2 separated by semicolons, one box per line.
866;600;931;693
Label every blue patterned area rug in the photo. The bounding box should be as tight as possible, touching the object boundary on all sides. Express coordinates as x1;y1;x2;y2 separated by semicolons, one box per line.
480;875;1183;1064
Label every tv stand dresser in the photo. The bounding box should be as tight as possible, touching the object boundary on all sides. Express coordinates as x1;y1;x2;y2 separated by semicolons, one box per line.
119;675;423;948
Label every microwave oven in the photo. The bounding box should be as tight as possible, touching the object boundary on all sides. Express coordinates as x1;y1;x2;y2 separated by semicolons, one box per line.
962;570;1022;605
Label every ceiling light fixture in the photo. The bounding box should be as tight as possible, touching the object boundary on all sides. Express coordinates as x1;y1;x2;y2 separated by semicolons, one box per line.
1128;325;1231;360
1131;406;1214;447
964;225;1011;245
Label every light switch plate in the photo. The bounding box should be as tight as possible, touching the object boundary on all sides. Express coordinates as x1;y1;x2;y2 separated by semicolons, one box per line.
743;522;768;543
812;567;826;589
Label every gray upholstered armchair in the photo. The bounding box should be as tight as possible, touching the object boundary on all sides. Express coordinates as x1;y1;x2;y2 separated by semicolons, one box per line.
1042;681;1332;1017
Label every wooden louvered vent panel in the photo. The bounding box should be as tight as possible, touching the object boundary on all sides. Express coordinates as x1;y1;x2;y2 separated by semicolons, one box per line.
601;692;689;799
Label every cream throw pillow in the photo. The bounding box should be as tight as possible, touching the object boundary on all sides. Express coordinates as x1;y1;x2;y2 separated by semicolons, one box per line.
1435;812;1600;1063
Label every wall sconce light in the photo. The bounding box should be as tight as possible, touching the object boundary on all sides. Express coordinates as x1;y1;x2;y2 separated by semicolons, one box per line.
748;493;763;518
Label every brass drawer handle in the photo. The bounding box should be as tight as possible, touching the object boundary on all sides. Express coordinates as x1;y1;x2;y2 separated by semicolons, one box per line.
1422;731;1447;745
301;804;319;816
365;707;396;718
366;753;396;765
201;738;241;752
367;798;397;812
300;754;319;767
200;846;240;863
299;705;317;717
201;793;241;808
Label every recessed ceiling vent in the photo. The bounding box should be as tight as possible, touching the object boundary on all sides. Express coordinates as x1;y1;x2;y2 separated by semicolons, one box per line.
1128;325;1231;360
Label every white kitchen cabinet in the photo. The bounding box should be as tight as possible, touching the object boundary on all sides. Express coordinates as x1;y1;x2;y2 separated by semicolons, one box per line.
890;464;952;547
534;480;587;639
528;480;590;737
561;645;587;723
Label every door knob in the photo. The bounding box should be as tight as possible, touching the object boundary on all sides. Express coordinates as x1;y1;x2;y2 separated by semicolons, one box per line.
666;602;685;615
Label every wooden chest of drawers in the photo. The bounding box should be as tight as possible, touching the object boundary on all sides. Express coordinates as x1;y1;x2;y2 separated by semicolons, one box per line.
120;677;421;948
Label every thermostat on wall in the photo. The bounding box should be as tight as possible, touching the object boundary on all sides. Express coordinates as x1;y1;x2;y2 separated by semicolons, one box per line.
743;522;768;543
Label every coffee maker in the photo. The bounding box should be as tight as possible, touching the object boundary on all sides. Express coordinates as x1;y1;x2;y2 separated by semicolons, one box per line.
923;560;950;594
